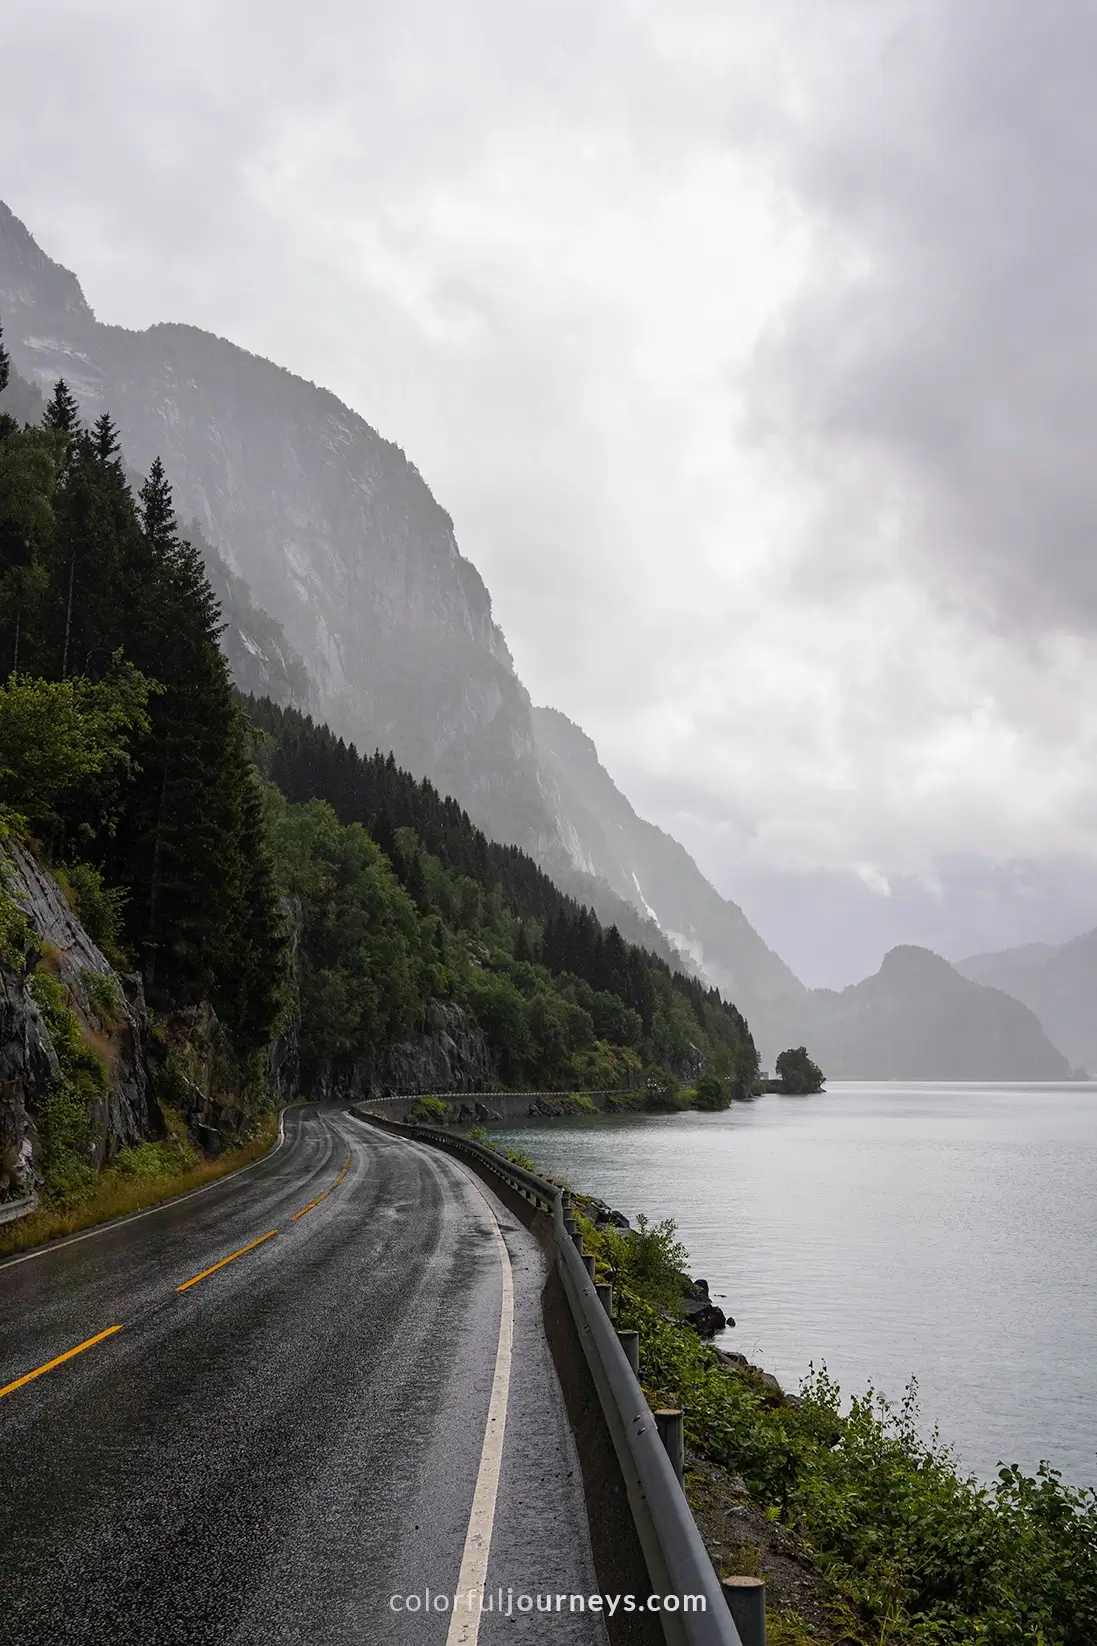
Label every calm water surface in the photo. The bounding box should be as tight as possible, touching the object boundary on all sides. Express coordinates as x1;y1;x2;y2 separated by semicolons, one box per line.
495;1083;1097;1485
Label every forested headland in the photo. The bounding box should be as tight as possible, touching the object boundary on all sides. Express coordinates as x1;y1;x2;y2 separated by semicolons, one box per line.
0;327;772;1216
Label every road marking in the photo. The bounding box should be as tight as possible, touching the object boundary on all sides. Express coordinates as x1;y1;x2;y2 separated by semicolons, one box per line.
292;1192;328;1221
0;1324;124;1399
445;1177;515;1646
175;1230;278;1293
291;1149;354;1219
0;1107;291;1273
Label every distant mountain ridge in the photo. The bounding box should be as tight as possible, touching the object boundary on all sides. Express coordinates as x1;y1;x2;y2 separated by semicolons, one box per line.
803;945;1071;1080
958;931;1097;1074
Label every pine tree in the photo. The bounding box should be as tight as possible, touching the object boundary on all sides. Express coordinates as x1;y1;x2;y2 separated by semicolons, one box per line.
100;457;280;1048
92;412;121;466
0;322;9;396
44;380;79;437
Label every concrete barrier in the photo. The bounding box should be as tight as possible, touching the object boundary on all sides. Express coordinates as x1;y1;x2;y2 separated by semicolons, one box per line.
356;1087;638;1124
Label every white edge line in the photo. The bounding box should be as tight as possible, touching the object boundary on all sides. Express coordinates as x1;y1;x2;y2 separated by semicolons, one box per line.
443;1161;515;1646
0;1107;290;1273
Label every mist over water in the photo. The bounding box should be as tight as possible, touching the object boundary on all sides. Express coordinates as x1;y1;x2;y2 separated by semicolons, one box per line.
496;1084;1097;1486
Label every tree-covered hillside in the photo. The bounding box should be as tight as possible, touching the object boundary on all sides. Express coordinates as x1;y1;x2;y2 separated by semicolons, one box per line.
0;334;761;1199
249;696;760;1094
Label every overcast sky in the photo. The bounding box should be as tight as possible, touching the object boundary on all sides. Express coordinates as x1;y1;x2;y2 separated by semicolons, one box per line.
5;0;1097;979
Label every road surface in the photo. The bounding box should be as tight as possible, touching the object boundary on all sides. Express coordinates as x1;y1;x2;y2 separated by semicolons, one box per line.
0;1105;607;1644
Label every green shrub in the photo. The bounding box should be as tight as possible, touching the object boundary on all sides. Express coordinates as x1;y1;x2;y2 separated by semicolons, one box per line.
82;968;122;1029
0;885;33;970
583;1210;688;1309
56;861;128;964
42;1153;95;1208
114;1134;197;1177
409;1094;450;1124
775;1046;825;1095
29;969;108;1106
26;967;110;1198
694;1072;731;1110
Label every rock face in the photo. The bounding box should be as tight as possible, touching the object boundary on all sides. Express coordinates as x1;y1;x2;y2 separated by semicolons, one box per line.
323;1000;494;1100
0;965;55;1198
0;842;158;1198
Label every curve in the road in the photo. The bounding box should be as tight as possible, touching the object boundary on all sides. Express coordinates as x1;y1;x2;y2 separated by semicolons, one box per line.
0;1105;607;1645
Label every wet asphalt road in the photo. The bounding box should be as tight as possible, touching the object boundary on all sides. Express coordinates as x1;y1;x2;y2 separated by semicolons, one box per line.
0;1106;607;1645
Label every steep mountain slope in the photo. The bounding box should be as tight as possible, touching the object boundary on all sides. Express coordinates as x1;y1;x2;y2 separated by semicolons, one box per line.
532;706;807;1053
958;932;1097;1074
0;199;769;986
805;946;1071;1080
0;200;553;854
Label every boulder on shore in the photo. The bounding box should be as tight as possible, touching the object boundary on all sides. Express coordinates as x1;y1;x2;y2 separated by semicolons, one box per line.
680;1276;731;1337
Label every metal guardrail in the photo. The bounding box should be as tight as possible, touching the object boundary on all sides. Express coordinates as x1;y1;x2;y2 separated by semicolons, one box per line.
359;1111;742;1646
359;1087;635;1106
0;1190;38;1227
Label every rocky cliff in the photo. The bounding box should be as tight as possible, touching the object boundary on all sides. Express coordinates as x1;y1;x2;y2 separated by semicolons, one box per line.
319;999;494;1101
0;840;158;1202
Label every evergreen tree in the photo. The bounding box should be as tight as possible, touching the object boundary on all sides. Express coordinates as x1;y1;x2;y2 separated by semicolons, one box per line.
0;322;9;395
0;425;58;673
92;412;121;466
98;458;281;1050
43;379;79;437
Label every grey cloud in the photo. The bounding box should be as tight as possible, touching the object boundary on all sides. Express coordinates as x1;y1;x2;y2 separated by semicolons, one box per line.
747;0;1097;632
6;0;1097;981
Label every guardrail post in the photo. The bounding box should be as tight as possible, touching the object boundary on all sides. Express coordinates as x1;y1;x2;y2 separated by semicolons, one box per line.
572;1227;584;1252
564;1215;578;1237
596;1281;613;1317
616;1329;639;1375
722;1578;765;1646
654;1408;685;1485
582;1252;597;1281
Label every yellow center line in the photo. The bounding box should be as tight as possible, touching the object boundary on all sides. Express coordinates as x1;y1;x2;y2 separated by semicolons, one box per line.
292;1150;354;1218
175;1229;278;1293
0;1324;124;1400
291;1191;329;1221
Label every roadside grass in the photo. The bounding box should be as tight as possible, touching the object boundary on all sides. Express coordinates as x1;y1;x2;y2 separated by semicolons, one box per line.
0;1110;280;1258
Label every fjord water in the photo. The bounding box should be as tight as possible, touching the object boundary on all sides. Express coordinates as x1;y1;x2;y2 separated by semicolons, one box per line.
495;1083;1097;1486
